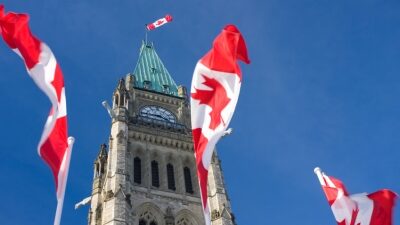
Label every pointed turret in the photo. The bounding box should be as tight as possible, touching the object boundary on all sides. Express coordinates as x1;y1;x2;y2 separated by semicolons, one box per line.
93;144;108;180
113;78;129;108
97;143;108;160
89;144;108;225
132;41;179;96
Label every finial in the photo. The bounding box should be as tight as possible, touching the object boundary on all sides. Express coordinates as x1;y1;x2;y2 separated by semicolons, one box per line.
314;167;321;175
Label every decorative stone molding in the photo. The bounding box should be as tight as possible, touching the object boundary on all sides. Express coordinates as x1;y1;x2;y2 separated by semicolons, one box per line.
135;90;182;106
117;130;126;144
128;131;194;152
104;190;114;201
211;209;221;221
164;206;174;225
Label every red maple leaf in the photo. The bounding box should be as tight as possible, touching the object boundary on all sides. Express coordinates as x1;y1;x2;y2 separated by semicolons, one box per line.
191;74;231;130
156;20;163;26
338;208;360;225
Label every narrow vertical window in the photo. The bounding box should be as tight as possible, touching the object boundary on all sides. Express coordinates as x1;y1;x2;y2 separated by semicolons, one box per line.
167;164;176;190
134;157;141;184
151;160;159;187
114;94;119;106
184;167;193;194
94;162;99;178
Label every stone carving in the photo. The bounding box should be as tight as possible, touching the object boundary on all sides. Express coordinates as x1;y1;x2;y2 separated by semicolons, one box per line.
211;209;221;220
117;130;126;144
164;206;174;225
105;190;114;201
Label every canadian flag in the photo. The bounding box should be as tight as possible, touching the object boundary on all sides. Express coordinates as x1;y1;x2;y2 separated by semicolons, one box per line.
314;167;397;225
191;25;250;225
0;6;74;225
146;14;173;31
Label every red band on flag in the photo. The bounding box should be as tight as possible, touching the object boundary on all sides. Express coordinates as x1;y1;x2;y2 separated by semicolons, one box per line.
368;189;397;225
165;14;173;22
0;5;4;19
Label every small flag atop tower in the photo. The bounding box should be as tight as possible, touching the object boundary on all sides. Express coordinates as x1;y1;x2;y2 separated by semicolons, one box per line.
146;14;173;31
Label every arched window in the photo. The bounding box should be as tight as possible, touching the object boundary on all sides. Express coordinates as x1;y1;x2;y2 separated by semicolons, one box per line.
100;163;104;174
167;164;175;190
134;157;141;184
138;210;158;225
176;217;194;225
184;167;193;194
120;95;125;107
114;94;119;106
151;160;159;187
94;162;99;178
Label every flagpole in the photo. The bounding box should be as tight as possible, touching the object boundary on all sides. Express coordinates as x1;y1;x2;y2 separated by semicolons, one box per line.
314;167;325;186
145;26;148;44
54;137;75;225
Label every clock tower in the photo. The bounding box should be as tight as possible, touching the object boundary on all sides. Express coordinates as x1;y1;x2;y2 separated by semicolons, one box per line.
88;41;236;225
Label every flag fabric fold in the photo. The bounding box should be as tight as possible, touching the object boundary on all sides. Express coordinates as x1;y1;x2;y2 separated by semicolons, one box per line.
0;6;74;225
146;14;173;31
314;167;397;225
190;24;250;225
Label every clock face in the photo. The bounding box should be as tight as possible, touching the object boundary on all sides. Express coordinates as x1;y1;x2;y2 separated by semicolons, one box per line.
140;106;176;123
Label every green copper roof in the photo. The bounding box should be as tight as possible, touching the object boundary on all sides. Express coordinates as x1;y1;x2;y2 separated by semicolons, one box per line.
132;41;179;96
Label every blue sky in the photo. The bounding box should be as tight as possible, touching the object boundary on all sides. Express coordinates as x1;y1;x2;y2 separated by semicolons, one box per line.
0;1;399;224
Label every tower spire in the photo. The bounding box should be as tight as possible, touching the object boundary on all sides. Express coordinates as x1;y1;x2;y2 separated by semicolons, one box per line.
132;42;179;97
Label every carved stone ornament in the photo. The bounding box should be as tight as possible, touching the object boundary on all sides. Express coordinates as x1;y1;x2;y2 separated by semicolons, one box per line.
117;130;126;144
211;209;221;220
105;190;114;201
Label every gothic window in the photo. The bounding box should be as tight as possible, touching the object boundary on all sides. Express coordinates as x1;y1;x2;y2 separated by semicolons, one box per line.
176;217;193;225
138;210;158;225
100;163;105;174
151;160;159;187
134;157;141;184
184;167;194;194
94;162;99;178
120;95;125;107
167;163;176;190
114;94;119;106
